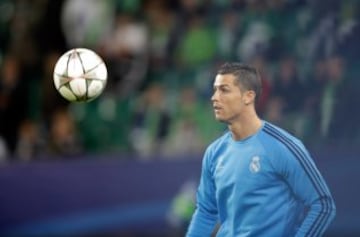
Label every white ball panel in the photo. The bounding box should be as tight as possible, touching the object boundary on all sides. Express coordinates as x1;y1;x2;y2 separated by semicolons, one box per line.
95;63;108;80
53;74;61;89
85;63;107;81
79;50;101;71
67;56;84;78
59;86;77;101
88;80;104;98
54;54;69;75
69;78;87;97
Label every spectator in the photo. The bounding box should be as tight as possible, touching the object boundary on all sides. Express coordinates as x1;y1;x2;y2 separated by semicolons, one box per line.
320;54;359;144
100;12;149;98
130;83;172;158
46;107;83;158
15;119;45;161
0;54;28;156
175;12;217;69
164;87;224;157
272;54;305;114
61;0;114;48
271;54;309;138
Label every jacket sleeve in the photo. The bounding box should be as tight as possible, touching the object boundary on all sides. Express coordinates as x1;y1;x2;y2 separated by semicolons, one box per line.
186;150;218;237
278;141;336;237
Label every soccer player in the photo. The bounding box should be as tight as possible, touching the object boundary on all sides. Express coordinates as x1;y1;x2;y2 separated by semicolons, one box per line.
186;63;336;236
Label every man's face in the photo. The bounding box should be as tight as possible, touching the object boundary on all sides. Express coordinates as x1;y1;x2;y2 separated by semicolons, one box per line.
211;74;247;124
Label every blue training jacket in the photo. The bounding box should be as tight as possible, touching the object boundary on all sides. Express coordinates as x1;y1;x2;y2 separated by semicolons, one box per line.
186;121;336;237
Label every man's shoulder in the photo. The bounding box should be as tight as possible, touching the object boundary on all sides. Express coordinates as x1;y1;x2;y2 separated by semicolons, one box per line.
202;131;230;162
258;121;305;153
261;121;301;143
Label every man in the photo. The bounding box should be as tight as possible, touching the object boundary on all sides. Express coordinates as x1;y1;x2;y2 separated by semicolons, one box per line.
186;63;336;237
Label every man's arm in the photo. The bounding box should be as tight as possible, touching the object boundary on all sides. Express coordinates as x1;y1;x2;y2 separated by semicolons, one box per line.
280;141;336;237
186;151;218;237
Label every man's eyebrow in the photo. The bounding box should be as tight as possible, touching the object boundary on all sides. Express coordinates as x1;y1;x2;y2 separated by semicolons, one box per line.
213;84;231;89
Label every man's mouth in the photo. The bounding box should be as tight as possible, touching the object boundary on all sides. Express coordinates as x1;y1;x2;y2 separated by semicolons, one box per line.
213;105;222;112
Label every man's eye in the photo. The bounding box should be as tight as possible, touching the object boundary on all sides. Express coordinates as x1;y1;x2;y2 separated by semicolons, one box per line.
213;87;230;93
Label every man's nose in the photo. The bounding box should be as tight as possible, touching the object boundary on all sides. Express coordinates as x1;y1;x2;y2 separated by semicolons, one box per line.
211;92;216;102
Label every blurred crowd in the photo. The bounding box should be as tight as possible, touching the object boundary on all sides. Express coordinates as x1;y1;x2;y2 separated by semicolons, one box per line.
0;0;360;162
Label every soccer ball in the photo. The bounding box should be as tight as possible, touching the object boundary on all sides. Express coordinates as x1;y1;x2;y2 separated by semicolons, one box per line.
53;48;107;102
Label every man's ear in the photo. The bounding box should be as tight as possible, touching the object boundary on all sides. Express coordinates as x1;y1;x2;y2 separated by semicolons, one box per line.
244;90;256;105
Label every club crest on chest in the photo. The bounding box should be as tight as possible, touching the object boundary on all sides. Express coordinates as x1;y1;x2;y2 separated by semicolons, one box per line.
249;156;261;173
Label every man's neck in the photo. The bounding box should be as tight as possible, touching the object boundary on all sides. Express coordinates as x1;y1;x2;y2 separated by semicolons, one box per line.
228;111;262;141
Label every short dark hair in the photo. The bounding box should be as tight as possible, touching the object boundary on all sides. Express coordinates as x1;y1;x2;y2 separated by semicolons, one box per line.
217;62;262;103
